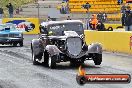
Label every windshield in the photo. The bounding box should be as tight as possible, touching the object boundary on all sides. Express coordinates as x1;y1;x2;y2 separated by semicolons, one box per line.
0;24;17;31
48;22;84;36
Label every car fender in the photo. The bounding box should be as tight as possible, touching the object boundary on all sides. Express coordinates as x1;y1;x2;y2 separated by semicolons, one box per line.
87;43;102;54
45;45;62;56
31;39;43;55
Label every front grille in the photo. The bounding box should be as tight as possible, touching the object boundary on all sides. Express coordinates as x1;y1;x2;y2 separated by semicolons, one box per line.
9;34;14;37
0;34;9;37
0;34;19;37
66;37;82;56
9;34;19;37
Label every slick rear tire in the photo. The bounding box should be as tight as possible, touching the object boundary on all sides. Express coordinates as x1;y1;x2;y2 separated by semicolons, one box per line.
19;42;23;47
48;55;57;69
93;54;102;65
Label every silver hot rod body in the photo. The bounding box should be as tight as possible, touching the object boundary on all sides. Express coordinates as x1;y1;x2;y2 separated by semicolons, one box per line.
31;20;102;69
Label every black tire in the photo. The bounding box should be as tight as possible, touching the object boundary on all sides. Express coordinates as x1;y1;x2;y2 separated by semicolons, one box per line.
19;41;23;47
93;54;102;65
48;55;57;69
32;49;40;65
13;43;17;47
43;51;49;66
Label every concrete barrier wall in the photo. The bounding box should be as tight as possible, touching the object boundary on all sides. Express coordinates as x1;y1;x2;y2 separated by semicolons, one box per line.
2;18;40;34
104;23;122;29
84;30;132;54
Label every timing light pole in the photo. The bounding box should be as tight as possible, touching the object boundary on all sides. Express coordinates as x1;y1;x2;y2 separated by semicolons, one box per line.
37;0;40;19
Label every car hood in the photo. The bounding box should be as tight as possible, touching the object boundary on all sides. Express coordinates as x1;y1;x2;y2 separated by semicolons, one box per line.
0;31;22;34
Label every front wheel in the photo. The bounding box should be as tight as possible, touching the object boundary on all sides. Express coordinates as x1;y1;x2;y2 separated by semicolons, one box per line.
13;43;17;47
92;54;102;65
42;51;49;66
32;50;40;65
48;55;57;69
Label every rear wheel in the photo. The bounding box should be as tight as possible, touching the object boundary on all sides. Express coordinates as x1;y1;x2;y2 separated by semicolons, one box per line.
92;53;102;65
48;55;57;69
19;41;23;47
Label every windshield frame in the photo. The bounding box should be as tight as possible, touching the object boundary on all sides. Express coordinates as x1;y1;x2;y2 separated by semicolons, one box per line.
0;24;17;31
47;22;84;36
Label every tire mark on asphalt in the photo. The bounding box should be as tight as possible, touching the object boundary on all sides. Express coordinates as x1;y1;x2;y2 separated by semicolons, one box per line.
33;72;69;87
0;50;31;62
0;80;18;88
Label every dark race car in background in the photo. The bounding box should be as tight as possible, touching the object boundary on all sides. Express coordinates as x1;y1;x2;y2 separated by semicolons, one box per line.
0;23;23;47
31;20;102;69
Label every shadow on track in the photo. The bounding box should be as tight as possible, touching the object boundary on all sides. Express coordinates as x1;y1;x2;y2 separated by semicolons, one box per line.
35;62;101;70
0;45;22;48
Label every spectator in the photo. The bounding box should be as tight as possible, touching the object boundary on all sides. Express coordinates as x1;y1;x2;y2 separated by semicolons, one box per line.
126;4;130;10
102;12;107;22
65;1;69;14
121;3;126;13
67;16;71;20
96;21;105;31
122;6;132;31
6;3;14;18
60;2;66;14
0;7;4;19
97;12;103;22
117;0;123;5
60;1;69;14
97;13;101;20
83;2;91;13
96;21;113;31
89;14;98;30
121;3;127;26
16;8;19;14
61;5;66;14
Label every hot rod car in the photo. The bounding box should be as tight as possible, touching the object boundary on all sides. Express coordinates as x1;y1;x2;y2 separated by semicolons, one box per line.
31;20;102;69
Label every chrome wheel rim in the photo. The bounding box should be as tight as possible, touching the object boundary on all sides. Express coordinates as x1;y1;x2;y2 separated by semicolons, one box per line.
32;52;35;61
48;56;51;67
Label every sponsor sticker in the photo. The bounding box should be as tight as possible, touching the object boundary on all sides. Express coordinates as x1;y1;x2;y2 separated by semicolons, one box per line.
76;66;131;85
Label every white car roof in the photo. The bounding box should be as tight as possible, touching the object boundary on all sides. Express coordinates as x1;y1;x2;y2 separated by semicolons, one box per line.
41;20;83;27
0;23;15;26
